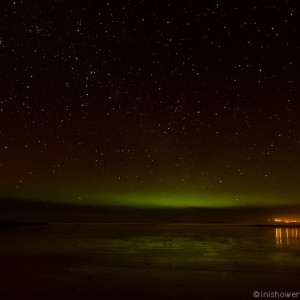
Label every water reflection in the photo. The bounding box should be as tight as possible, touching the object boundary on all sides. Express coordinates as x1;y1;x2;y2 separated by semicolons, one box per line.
275;228;299;245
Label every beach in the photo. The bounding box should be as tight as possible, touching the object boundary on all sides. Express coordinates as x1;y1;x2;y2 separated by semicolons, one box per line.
0;224;299;300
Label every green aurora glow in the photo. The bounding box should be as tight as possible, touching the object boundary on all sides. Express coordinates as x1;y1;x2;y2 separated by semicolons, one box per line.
6;185;299;208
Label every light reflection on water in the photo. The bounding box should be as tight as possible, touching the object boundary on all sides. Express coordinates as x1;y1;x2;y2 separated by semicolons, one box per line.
0;225;300;276
275;228;299;246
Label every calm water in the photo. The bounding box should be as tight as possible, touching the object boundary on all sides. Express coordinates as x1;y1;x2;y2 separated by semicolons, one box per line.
0;224;299;299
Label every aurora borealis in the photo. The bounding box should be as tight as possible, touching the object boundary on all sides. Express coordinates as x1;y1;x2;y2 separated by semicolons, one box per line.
1;0;299;210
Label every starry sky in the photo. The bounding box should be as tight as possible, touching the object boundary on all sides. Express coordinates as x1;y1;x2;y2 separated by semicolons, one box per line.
0;0;299;208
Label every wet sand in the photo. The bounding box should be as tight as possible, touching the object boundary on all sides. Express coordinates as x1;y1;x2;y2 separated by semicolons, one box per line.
0;224;299;300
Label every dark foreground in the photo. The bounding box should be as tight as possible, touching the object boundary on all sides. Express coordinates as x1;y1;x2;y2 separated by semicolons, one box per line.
0;224;299;300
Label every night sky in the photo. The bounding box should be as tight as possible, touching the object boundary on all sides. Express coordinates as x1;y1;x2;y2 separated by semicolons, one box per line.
0;0;299;208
